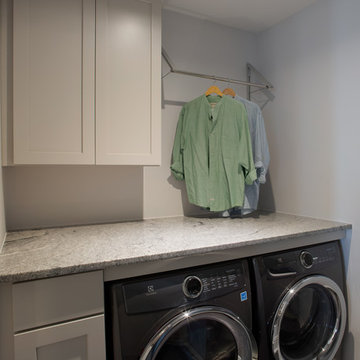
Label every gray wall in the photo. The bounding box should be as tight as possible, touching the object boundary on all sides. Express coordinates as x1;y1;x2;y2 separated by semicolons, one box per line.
256;0;359;357
0;75;6;249
2;9;258;230
0;14;7;246
3;166;144;230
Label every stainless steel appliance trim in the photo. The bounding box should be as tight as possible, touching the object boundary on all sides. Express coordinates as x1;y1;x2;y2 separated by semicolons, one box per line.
139;305;258;360
271;275;347;360
267;270;297;278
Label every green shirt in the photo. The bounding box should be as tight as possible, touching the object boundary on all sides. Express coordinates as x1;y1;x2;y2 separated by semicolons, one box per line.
171;94;257;211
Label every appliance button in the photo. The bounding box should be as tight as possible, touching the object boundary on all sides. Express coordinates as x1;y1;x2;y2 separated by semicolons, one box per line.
300;251;314;269
183;276;203;298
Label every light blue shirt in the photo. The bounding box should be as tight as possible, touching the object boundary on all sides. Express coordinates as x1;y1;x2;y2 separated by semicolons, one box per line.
227;95;270;215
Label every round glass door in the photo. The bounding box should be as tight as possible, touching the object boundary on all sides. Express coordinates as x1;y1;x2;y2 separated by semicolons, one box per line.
140;306;257;360
272;276;346;360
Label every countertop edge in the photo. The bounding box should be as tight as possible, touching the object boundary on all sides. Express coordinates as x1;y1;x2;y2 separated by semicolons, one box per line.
2;223;350;283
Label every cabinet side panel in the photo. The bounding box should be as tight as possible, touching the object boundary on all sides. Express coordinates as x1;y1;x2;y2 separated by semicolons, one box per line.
0;0;14;166
0;283;14;360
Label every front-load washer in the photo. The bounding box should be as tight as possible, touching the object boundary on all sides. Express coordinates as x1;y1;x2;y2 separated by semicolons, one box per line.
105;259;258;360
251;241;347;360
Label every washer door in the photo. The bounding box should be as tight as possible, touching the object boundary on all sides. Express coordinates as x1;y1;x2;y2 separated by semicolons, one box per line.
271;275;346;360
140;306;258;360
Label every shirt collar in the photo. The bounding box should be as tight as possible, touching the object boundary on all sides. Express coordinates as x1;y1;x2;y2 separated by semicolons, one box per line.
202;94;225;121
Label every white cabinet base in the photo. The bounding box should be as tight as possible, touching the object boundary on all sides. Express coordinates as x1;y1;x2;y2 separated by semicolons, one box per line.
14;315;106;360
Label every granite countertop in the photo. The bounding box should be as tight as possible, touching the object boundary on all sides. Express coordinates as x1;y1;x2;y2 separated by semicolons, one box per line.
0;212;351;282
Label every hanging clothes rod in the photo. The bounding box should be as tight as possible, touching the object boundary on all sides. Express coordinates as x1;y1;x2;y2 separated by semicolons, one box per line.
162;48;273;90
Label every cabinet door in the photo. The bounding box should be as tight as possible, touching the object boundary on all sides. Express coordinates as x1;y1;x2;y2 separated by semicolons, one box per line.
96;0;161;165
13;0;95;164
14;315;106;360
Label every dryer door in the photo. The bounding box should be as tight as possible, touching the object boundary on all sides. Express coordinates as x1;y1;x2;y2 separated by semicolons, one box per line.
140;306;258;360
271;275;346;360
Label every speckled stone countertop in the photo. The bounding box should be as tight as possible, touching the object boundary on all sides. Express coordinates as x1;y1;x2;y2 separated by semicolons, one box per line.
0;212;351;282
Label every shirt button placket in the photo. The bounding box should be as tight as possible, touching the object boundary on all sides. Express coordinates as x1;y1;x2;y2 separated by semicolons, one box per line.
209;132;215;209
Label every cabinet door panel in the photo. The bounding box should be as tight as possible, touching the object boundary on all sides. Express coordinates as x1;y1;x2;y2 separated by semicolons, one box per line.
13;0;95;164
14;315;105;360
13;271;104;333
96;0;161;165
35;335;87;360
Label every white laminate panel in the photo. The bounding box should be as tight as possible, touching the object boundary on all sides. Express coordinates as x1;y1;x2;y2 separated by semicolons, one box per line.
13;0;95;164
13;271;103;332
96;0;161;165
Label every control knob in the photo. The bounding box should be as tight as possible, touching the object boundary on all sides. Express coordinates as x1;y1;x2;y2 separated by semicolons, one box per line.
300;251;314;269
183;276;203;298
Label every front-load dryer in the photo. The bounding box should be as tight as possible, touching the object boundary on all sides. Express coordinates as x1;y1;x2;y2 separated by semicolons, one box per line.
105;259;258;360
251;241;347;360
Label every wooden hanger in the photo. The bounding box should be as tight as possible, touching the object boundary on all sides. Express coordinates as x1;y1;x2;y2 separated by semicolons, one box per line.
205;85;223;97
223;88;236;97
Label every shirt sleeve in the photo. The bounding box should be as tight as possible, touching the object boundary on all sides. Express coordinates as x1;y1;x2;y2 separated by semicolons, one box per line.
238;109;257;185
258;110;270;183
170;107;185;181
253;106;270;184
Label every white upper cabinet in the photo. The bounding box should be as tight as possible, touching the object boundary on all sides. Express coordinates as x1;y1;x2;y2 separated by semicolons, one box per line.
96;0;161;165
13;0;96;164
8;0;161;165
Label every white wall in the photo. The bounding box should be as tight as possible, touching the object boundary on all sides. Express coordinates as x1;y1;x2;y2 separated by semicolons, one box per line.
256;0;360;357
2;9;258;229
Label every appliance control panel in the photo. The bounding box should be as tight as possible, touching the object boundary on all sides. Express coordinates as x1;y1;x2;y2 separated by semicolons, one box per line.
264;241;339;276
121;260;248;314
200;266;244;295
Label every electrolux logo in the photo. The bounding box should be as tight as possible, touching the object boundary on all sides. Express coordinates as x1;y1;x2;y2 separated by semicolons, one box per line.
145;284;157;296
